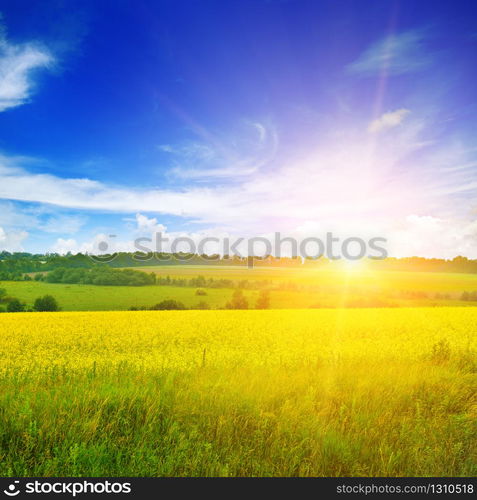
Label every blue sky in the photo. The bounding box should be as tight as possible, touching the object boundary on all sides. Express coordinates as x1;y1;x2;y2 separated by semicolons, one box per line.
0;0;477;257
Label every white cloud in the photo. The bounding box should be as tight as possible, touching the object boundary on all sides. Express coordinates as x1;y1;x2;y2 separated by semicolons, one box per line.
134;213;166;234
0;200;38;228
164;121;278;181
47;208;477;260
51;233;135;255
50;226;238;257
170;165;258;179
0;226;28;251
50;238;79;254
347;29;432;76
3;105;477;258
368;108;410;133
387;215;477;259
38;215;86;234
0;199;86;236
0;118;470;228
39;214;86;234
48;214;477;260
0;34;54;111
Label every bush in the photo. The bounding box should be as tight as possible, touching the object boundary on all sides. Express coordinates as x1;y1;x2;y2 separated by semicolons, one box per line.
190;276;207;287
7;299;25;312
226;289;248;309
195;301;210;310
195;288;207;296
44;267;156;286
150;300;186;310
255;290;270;309
461;291;477;301
34;295;60;312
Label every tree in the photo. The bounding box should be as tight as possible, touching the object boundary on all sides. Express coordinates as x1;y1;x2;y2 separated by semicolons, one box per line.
195;301;210;310
150;299;186;310
7;299;25;312
255;290;270;309
226;289;248;309
34;295;60;312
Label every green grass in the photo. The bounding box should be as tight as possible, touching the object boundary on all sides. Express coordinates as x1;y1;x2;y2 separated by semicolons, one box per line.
0;281;256;311
132;265;477;292
4;266;477;311
0;279;470;311
4;364;474;476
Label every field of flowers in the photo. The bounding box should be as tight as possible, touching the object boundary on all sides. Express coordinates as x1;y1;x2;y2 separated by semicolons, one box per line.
0;308;475;476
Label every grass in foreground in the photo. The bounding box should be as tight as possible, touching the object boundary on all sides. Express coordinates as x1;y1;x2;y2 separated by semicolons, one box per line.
0;308;475;476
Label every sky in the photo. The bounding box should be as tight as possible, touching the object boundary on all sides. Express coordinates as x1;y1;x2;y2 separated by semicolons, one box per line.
0;0;477;258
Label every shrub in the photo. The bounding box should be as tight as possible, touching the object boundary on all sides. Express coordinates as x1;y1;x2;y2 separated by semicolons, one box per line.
190;276;207;287
226;289;248;309
7;299;25;312
150;300;186;310
195;301;210;310
461;290;477;301
195;288;207;296
34;295;60;312
44;267;156;286
255;290;270;309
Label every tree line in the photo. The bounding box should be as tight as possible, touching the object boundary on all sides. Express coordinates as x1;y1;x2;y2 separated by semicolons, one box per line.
2;250;477;278
130;290;270;311
40;267;157;286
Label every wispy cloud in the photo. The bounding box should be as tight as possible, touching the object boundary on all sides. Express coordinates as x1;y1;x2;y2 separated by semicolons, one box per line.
0;32;54;111
0;199;85;241
368;108;411;133
170;165;259;180
2;107;477;258
162;121;278;181
0;115;453;223
347;28;433;77
39;214;86;234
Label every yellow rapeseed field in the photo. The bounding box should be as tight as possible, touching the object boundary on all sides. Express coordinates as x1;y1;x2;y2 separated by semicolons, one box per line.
0;308;475;476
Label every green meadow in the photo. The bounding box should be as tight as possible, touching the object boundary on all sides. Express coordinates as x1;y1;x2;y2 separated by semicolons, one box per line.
3;266;477;311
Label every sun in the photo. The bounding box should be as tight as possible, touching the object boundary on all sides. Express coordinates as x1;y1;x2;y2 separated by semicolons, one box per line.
342;259;367;273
